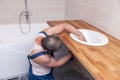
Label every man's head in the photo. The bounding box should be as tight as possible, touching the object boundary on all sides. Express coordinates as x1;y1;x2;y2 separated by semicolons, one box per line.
42;35;62;53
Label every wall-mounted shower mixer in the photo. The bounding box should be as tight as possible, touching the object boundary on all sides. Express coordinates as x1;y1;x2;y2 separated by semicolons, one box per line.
19;0;32;34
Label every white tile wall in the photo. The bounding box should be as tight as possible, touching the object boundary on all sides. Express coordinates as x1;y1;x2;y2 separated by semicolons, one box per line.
0;0;120;39
92;0;120;13
65;0;120;39
0;0;65;24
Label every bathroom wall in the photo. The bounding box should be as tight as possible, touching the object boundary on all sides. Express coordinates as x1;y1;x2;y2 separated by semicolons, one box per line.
0;0;120;39
65;0;120;39
0;0;65;24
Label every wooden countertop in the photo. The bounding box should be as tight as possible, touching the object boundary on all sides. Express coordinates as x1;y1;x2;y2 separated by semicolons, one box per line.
47;20;120;80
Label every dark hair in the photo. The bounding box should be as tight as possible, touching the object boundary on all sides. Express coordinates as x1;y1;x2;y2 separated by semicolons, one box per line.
42;35;62;53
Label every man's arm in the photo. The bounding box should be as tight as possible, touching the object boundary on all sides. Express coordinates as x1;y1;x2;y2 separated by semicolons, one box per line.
44;23;86;41
44;53;72;67
33;52;72;68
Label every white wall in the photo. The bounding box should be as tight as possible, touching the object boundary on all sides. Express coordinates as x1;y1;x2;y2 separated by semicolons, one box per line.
65;0;120;39
0;0;65;24
0;0;120;39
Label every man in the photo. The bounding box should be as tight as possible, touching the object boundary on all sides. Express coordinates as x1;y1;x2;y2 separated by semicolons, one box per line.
28;23;86;80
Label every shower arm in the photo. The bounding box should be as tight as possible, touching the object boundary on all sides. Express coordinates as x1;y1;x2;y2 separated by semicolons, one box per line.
25;0;28;11
24;0;29;19
24;0;32;24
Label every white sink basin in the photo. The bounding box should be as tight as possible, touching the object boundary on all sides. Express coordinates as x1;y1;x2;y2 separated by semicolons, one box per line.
70;29;109;46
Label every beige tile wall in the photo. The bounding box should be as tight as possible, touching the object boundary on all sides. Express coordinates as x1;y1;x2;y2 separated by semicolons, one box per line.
0;0;120;39
0;0;65;24
65;0;120;39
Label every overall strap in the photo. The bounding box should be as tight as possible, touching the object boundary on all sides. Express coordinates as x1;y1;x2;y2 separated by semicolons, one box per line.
39;31;48;37
28;51;47;60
